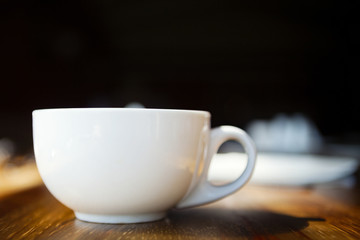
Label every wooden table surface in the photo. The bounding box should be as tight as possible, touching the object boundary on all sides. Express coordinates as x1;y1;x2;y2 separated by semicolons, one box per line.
1;183;360;240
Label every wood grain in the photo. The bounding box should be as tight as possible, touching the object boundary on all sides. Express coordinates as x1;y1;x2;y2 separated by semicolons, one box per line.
0;184;359;239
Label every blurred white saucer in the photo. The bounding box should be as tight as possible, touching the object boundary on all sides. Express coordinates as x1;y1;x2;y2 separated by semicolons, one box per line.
208;152;359;187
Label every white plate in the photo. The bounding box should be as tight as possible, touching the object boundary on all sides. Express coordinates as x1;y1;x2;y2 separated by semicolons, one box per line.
208;152;359;186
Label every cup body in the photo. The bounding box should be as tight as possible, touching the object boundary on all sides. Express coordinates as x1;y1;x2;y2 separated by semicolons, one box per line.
33;108;210;223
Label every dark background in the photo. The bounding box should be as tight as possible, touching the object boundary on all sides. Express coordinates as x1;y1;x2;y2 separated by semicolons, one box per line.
1;0;359;154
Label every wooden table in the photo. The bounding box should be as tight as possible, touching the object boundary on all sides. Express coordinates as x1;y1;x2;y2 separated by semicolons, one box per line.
1;184;359;239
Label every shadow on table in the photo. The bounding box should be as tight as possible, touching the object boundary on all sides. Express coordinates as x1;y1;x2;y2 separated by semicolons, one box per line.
171;208;324;236
69;208;325;239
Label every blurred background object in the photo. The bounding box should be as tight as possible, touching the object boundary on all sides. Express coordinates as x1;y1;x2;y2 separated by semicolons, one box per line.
0;0;359;188
0;139;41;196
247;113;324;153
0;138;15;162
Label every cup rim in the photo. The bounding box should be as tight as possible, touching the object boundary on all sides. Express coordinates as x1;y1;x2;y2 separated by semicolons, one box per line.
32;108;210;116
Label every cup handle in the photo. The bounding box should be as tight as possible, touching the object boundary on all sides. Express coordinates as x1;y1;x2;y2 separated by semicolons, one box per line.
176;126;257;209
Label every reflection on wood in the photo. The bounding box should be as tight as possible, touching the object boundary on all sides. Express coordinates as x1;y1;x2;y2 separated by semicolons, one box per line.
0;156;42;197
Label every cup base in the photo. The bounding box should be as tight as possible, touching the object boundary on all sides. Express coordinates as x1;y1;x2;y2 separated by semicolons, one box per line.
74;212;166;224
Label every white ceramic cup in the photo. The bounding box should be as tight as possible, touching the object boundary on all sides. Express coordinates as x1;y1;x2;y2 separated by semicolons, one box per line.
33;108;256;224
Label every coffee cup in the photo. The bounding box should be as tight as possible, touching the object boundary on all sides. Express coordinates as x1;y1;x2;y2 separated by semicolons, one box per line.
33;108;256;224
